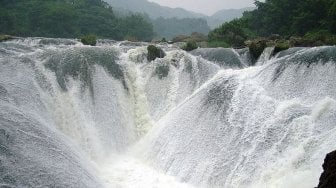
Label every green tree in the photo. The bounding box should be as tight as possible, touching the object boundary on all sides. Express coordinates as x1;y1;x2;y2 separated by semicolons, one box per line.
208;18;252;47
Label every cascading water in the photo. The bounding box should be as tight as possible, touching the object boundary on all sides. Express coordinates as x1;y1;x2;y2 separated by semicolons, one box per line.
0;38;335;188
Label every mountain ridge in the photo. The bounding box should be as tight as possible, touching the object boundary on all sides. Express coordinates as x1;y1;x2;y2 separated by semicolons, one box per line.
105;0;254;29
105;0;206;19
207;7;255;28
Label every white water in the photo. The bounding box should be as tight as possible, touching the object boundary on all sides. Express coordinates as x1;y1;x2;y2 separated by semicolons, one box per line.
0;38;335;188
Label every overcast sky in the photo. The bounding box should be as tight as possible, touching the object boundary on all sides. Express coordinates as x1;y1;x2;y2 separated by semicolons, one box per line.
148;0;255;15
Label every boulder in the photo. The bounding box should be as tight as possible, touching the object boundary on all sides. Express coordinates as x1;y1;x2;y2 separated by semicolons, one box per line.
317;150;336;188
147;45;165;61
80;35;97;46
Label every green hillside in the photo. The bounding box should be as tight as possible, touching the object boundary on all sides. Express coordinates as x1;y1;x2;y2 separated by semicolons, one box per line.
0;0;154;41
208;0;336;47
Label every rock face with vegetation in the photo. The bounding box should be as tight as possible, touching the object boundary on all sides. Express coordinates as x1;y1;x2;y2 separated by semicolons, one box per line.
318;150;336;188
0;35;13;42
273;40;290;54
245;39;267;60
147;45;165;61
245;38;290;59
208;0;336;49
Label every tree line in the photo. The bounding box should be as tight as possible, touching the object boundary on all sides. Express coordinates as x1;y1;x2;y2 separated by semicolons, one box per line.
208;0;336;47
0;0;154;41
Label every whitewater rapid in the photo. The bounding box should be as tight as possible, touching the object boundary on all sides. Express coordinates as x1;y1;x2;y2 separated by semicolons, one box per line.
0;38;335;188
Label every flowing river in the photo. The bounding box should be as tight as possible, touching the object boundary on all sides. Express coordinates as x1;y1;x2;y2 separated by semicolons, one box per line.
0;38;335;188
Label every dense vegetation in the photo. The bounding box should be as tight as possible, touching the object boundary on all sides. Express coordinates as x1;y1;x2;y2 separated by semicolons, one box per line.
182;41;198;51
152;17;210;40
0;0;154;41
209;0;336;47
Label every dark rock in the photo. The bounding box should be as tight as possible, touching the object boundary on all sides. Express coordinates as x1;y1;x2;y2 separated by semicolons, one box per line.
147;45;165;61
246;39;267;60
317;150;336;188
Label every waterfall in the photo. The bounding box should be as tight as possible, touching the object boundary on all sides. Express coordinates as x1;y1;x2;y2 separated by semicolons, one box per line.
0;38;335;188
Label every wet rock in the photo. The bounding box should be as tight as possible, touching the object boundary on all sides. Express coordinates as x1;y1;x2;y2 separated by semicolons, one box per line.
318;150;336;188
273;40;290;55
246;39;267;60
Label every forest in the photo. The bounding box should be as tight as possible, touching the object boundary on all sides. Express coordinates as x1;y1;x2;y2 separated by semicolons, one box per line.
208;0;336;47
0;0;154;41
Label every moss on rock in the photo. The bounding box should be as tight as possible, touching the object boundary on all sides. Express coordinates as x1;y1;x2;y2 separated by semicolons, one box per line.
246;39;267;60
0;35;13;42
44;47;126;93
273;41;290;55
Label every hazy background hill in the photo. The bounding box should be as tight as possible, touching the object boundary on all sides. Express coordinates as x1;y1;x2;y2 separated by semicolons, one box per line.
105;0;205;19
104;0;251;39
207;7;255;28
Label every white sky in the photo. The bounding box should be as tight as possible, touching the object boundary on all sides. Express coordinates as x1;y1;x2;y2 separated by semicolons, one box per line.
148;0;255;15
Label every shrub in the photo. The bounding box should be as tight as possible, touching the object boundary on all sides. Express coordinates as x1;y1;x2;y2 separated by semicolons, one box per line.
182;40;198;51
81;35;97;46
147;45;166;61
207;41;230;48
273;40;290;54
247;39;267;60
